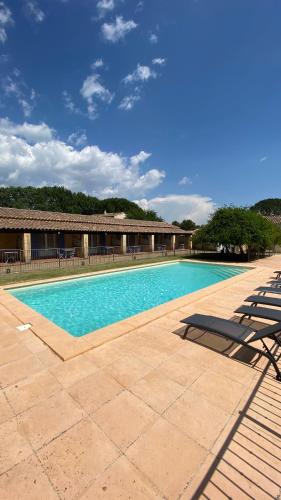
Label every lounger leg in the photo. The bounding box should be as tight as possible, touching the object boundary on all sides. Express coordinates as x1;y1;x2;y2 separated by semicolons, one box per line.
182;325;192;339
239;314;250;324
260;340;281;381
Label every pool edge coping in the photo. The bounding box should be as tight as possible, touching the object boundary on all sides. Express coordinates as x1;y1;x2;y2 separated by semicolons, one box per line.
0;259;260;361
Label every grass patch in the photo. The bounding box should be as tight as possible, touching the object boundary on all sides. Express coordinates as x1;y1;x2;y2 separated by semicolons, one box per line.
0;254;184;286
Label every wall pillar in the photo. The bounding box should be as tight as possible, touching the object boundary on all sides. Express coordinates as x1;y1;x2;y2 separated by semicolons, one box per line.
81;233;89;258
148;234;155;252
187;235;193;250
22;232;31;262
121;234;127;254
171;234;176;251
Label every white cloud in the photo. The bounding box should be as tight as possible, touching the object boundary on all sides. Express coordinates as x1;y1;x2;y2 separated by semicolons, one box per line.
123;64;156;84
149;33;158;44
97;0;115;18
0;2;13;44
68;130;87;147
118;94;140;111
152;57;166;66
2;72;37;117
0;117;53;143
179;176;192;186
136;1;144;12
0;125;165;197
101;16;137;43
130;151;151;166
62;90;82;115
80;73;114;119
135;194;215;224
25;1;45;23
91;58;104;69
80;74;113;102
259;156;267;163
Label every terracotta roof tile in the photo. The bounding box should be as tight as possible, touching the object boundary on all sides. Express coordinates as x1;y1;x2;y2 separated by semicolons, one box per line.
0;207;190;234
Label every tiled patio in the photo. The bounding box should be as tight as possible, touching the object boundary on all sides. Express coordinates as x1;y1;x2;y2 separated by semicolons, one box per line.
0;256;281;499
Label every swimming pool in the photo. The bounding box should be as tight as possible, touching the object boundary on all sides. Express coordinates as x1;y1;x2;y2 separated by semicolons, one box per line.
10;262;249;337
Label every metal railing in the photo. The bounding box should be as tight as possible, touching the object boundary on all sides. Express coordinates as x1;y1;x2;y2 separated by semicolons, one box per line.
0;245;196;275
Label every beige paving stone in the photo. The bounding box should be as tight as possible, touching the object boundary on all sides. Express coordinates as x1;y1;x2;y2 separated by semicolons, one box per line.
20;333;47;354
130;368;185;413
17;390;84;450
210;352;259;385
46;337;91;361
68;369;123;414
36;347;63;368
0;417;33;474
164;389;230;450
0;331;19;349
210;451;280;499
0;454;59;499
159;353;203;386
0;342;32;367
93;391;157;451
50;355;97;388
105;355;152;388
5;370;61;414
126;417;207;499
80;455;160;499
0;390;14;424
0;355;44;388
190;369;247;414
84;342;124;367
179;340;225;368
38;418;119;500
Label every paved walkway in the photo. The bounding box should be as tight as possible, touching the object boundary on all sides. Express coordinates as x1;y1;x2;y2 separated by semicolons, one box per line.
0;256;280;499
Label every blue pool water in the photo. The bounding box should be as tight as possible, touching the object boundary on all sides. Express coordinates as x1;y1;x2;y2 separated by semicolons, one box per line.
10;262;249;337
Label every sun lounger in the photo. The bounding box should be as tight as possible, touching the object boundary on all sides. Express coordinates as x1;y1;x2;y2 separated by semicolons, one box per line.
181;314;281;380
235;305;281;324
244;295;281;308
255;286;281;296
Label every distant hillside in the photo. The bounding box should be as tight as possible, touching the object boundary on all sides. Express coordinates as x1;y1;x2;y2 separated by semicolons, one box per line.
250;198;281;215
0;186;163;221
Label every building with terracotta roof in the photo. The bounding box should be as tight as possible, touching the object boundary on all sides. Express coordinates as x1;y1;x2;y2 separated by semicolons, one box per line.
0;207;192;262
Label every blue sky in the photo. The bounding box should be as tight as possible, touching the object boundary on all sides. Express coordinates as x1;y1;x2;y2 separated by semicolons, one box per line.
0;0;280;223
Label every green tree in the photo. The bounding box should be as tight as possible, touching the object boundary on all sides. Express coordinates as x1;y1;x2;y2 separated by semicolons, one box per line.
172;219;197;230
193;206;281;254
250;198;281;215
0;186;162;221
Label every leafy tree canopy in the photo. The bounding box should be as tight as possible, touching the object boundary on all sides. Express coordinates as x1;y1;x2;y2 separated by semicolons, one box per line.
0;186;162;221
193;206;281;253
171;219;197;230
250;198;281;215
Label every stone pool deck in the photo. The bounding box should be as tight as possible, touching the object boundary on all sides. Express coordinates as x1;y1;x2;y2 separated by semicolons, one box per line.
0;256;280;499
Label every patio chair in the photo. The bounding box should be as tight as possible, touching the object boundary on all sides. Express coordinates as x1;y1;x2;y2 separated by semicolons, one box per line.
244;295;281;308
235;305;281;324
255;286;281;296
181;314;281;381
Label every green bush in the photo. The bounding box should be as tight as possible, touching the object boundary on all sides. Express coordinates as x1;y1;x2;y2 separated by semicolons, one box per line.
193;206;281;255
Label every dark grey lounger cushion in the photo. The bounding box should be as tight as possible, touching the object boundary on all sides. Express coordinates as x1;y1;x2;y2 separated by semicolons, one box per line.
235;305;281;322
255;286;281;295
245;295;281;307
